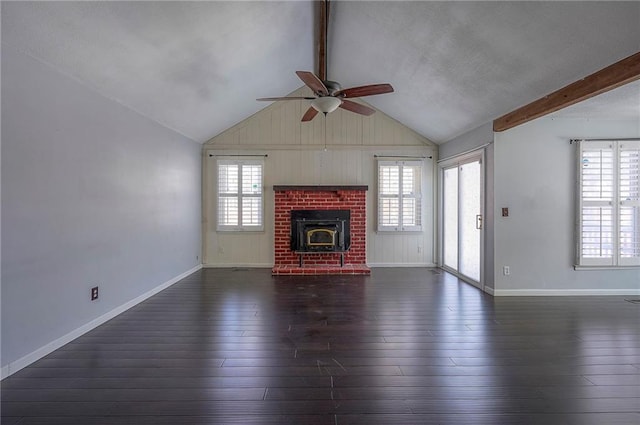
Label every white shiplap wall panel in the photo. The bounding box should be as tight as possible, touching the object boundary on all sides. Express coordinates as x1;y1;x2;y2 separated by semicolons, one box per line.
203;86;437;267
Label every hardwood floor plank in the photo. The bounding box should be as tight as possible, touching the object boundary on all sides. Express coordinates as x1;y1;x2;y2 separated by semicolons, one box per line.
405;398;550;414
2;268;639;424
2;376;331;389
331;374;594;387
538;385;640;399
222;356;457;367
585;374;640;386
14;415;337;425
12;365;402;379
1;388;267;402
562;413;640;425
2;401;115;417
399;364;638;377
451;355;640;367
337;413;640;425
30;358;226;369
331;386;545;400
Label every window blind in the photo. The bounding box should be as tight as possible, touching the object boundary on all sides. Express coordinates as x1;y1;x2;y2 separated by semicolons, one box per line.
217;160;264;231
378;160;422;231
577;140;640;266
619;143;640;264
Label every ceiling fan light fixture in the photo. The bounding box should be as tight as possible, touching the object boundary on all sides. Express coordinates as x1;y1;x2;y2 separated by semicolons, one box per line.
311;96;342;114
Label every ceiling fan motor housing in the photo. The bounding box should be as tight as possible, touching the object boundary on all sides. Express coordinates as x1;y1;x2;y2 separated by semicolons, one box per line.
323;80;342;96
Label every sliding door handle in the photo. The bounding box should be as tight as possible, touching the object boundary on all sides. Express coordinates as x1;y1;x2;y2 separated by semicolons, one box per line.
476;214;483;230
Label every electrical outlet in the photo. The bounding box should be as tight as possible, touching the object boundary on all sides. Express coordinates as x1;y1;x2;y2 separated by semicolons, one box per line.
503;266;510;276
91;286;99;301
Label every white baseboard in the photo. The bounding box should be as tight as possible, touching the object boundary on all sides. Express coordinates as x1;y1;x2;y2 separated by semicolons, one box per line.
483;285;496;296
492;288;640;296
1;264;202;380
202;263;440;269
368;263;437;268
203;263;273;268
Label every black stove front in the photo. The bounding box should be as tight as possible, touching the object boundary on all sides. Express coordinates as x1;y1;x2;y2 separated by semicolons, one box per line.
290;210;350;252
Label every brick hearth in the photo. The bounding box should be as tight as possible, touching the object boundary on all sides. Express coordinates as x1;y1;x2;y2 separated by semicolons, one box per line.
272;185;370;275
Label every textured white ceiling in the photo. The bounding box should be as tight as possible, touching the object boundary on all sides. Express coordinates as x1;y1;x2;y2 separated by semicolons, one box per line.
2;1;639;144
329;1;640;142
550;79;640;120
1;1;315;142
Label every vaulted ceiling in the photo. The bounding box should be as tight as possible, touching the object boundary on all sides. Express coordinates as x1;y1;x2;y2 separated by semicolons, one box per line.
2;1;639;144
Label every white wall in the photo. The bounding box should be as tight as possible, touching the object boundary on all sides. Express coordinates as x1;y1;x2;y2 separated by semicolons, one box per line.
203;91;437;267
1;46;202;375
493;116;640;295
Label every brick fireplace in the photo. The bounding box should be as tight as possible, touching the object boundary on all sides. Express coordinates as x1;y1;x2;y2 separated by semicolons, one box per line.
272;185;370;275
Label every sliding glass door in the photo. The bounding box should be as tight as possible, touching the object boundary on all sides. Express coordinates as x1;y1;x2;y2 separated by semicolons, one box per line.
442;156;483;286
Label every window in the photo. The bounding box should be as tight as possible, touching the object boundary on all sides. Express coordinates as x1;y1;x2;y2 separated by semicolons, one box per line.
217;159;264;231
577;140;640;267
378;160;422;231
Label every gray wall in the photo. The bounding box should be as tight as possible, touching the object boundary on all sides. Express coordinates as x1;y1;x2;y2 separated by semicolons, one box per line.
1;46;202;372
493;116;640;294
440;115;639;295
438;123;493;161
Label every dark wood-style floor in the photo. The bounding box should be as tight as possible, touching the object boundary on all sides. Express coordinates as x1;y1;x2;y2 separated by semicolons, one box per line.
2;268;639;424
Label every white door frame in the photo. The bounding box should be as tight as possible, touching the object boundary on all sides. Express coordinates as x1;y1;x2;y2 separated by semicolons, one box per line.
438;149;485;290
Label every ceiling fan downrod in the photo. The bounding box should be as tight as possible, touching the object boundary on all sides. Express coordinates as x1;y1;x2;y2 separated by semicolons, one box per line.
319;0;329;82
256;0;394;122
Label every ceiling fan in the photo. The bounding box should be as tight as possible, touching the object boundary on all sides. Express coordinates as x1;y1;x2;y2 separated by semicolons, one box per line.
257;0;394;122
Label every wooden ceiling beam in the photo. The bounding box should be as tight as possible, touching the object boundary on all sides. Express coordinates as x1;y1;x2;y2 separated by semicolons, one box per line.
493;51;640;132
318;0;328;82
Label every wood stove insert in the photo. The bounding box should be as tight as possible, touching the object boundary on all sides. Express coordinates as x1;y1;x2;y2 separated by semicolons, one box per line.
291;209;350;266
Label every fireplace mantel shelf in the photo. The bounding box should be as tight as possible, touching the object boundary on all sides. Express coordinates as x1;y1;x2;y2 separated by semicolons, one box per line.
273;185;368;191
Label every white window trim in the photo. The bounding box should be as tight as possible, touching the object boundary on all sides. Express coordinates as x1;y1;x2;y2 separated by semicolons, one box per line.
216;158;265;232
377;160;423;232
576;139;640;268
